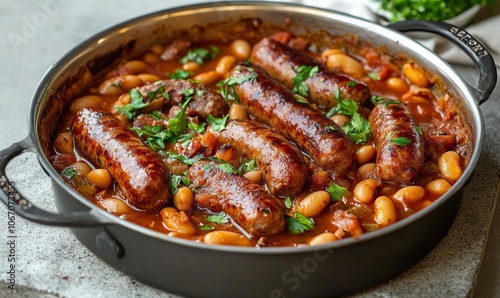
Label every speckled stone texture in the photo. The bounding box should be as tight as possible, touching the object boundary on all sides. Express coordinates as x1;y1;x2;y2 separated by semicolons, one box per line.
0;1;498;298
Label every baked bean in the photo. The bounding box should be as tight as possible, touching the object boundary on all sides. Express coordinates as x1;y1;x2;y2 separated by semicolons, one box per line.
438;151;462;182
393;185;425;203
182;61;200;72
137;73;161;83
353;179;378;204
98;75;143;95
379;185;396;197
101;198;131;215
69;95;103;113
143;52;160;65
403;62;431;87
173;187;195;211
425;179;451;197
402;95;429;105
160;207;196;234
327;54;364;78
70;161;92;177
216;55;237;74
374;196;397;226
320;48;345;59
357;163;376;180
356;145;376;165
118;93;131;104
203;231;253;246
330;114;350;127
230;39;252;60
309;232;337;246
412;200;433;211
297;191;330;217
243;170;263;185
123;60;147;73
86;169;112;189
229;104;248;120
193;71;223;85
386;77;409;94
54;132;74;154
150;44;164;55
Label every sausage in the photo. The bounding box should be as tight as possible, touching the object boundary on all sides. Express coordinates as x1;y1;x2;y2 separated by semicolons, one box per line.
188;160;285;237
369;101;425;185
251;37;371;108
228;62;356;175
208;119;308;196
133;79;228;119
71;107;171;211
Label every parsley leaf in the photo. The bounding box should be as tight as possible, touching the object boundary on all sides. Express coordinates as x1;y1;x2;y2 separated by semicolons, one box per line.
131;125;173;151
284;196;293;209
218;69;258;103
370;95;386;105
415;126;423;135
380;99;401;108
199;225;215;231
216;162;237;174
348;81;357;87
326;97;359;118
168;97;192;136
341;112;372;144
188;122;207;134
167;69;193;79
368;71;380;81
237;159;256;175
286;211;315;234
326;125;337;132
170;174;182;195
207;114;229;132
391;137;412;146
179;46;220;65
115;89;149;119
206;212;229;224
61;167;78;179
326;183;349;202
291;65;319;97
163;151;203;165
149;111;163;120
146;84;168;100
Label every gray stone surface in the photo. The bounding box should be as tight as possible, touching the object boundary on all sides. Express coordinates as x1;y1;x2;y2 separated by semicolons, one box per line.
0;1;498;298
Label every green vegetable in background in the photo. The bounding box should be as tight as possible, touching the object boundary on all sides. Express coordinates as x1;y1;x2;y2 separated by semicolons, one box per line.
378;0;493;22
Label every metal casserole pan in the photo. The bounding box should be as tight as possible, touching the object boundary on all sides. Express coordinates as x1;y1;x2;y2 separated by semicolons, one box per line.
0;2;496;297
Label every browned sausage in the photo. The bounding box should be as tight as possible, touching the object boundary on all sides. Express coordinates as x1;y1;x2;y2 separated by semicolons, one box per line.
132;79;228;119
228;62;356;176
369;101;425;185
71;107;170;211
188;160;285;237
251;37;371;108
208;119;308;197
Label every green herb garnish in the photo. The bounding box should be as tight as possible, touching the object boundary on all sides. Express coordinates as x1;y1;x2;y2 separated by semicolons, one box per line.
391;137;412;146
286;211;315;234
163;151;203;165
61;167;78;179
207;114;229;132
188;122;207;134
218;69;258;103
115;89;149;119
326;183;349;202
341;112;372;144
206;212;229;224
167;69;193;79
284;197;293;209
237;159;256;175
415;126;423;135
180;46;220;65
291;65;319;97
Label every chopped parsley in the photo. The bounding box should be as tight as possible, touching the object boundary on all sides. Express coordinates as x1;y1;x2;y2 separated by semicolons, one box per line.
291;65;319;97
370;95;387;105
163;151;203;165
168;96;192;136
167;69;193;79
368;71;380;81
170;174;183;195
61;167;78;179
115;89;149;119
188;122;207;134
284;196;293;209
326;125;337;132
218;68;258;103
326;88;358;118
149;111;163;120
415;126;423;135
341;112;372;144
347;81;357;87
380;99;401;108
326;183;349;202
391;137;412;146
286;211;315;234
131;125;173;151
180;46;221;65
111;81;122;89
206;212;229;224
199;225;215;231
294;94;309;104
237;159;256;175
207;114;229;132
215;162;237;174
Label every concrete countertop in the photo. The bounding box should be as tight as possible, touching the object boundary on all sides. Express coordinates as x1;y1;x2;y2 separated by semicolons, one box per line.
0;1;499;297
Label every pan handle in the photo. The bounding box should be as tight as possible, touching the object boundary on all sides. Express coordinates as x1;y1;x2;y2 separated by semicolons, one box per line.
0;136;108;227
388;20;497;106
